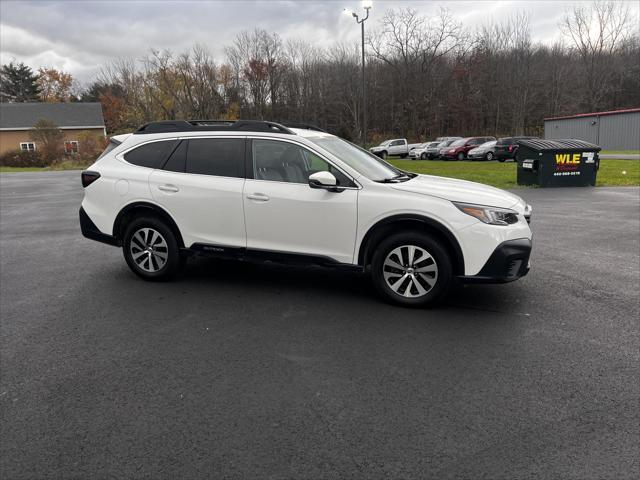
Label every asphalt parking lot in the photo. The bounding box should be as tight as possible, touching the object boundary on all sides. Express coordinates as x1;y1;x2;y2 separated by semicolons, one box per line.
1;171;638;479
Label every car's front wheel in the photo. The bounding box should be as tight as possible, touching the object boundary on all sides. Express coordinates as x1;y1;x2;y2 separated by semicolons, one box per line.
381;151;388;160
123;216;183;281
457;152;465;161
485;151;494;161
371;232;452;307
420;152;427;160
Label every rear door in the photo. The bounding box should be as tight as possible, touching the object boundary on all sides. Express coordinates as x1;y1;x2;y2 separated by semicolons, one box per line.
148;137;246;248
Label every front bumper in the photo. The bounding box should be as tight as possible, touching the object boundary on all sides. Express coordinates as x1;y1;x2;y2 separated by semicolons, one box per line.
495;150;515;160
459;238;532;283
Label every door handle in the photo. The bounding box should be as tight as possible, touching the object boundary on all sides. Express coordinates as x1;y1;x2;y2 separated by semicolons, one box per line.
246;193;270;202
158;184;179;193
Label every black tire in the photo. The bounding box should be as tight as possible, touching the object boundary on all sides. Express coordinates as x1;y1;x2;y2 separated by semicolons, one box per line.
400;153;408;158
485;151;494;161
123;216;183;281
371;231;453;307
381;151;388;160
457;152;465;161
498;158;506;163
420;152;427;160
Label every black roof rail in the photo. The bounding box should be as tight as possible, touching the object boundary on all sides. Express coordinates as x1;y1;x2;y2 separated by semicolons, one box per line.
281;122;327;133
134;119;294;135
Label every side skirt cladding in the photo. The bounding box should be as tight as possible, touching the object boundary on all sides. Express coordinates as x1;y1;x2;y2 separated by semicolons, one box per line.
190;243;364;272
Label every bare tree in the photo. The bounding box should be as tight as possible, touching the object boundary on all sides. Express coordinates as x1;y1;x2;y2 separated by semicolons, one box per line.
561;0;637;110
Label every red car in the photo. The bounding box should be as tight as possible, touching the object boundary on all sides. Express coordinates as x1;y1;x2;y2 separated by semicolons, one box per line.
442;136;496;161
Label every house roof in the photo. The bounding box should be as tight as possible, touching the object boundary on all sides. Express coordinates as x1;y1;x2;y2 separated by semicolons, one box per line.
544;107;640;122
0;102;105;130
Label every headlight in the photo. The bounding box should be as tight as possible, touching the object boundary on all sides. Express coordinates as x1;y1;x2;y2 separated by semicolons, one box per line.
453;202;519;225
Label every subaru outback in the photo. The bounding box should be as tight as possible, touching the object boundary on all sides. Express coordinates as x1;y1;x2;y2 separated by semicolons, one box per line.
80;120;532;307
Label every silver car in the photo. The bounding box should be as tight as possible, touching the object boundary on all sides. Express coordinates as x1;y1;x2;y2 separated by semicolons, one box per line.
467;140;497;161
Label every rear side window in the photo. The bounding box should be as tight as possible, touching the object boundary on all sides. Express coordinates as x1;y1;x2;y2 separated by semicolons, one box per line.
186;138;244;177
124;140;177;169
163;140;186;173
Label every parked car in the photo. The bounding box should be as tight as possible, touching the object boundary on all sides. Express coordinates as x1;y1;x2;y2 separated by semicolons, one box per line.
436;136;461;142
442;136;496;161
424;141;445;159
80;119;533;307
436;138;462;158
370;139;420;159
409;141;442;160
495;136;538;162
467;140;497;161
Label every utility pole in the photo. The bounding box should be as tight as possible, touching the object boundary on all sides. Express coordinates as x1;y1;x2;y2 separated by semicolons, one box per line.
344;1;372;147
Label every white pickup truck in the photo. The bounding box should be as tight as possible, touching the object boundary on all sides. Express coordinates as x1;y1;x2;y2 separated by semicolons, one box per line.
370;139;421;159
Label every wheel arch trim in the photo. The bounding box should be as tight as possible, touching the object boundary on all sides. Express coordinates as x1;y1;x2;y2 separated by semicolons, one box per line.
113;201;185;247
357;214;465;275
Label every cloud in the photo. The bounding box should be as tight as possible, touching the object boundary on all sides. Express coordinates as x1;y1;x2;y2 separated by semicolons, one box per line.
1;0;638;83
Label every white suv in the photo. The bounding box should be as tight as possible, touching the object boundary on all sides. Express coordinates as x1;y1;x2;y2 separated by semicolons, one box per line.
80;120;532;307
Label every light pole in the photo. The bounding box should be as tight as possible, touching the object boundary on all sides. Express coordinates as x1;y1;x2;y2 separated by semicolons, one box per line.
343;0;371;147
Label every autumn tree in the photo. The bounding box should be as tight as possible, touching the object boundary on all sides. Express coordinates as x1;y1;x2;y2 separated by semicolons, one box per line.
29;119;64;164
0;62;40;102
37;68;74;102
81;82;126;133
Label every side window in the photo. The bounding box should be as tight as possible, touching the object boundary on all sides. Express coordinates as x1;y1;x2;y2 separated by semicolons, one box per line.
301;150;354;187
162;140;186;173
186;138;244;178
253;139;354;186
391;140;404;147
124;140;177;169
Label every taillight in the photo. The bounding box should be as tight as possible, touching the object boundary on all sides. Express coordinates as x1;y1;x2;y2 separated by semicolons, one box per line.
81;171;100;188
508;145;514;152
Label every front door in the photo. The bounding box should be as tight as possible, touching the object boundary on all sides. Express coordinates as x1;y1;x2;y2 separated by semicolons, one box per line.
243;138;358;264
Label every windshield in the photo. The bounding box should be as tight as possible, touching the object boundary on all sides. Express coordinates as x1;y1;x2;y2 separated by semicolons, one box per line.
429;142;441;148
309;136;402;181
450;139;466;147
379;140;391;146
479;140;496;148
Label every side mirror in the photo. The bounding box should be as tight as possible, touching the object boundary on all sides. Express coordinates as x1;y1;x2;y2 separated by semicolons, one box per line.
309;171;343;192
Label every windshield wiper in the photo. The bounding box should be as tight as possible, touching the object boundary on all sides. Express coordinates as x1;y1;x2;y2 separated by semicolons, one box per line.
378;172;414;183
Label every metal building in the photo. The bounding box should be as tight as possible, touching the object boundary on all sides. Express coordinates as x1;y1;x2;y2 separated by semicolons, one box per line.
544;108;640;150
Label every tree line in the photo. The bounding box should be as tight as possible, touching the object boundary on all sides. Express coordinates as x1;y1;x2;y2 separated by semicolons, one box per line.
1;1;638;144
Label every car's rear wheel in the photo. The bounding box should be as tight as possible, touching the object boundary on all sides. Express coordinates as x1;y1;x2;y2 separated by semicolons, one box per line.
485;151;494;161
371;232;452;307
457;152;465;161
123;216;182;281
498;158;506;163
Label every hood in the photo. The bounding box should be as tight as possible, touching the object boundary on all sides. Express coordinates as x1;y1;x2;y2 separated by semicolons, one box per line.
391;174;525;211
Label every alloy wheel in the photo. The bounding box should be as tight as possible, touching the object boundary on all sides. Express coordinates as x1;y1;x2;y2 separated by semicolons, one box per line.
129;227;169;273
382;245;438;298
486;152;494;161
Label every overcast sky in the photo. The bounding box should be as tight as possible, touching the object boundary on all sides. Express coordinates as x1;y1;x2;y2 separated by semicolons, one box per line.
1;0;638;85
